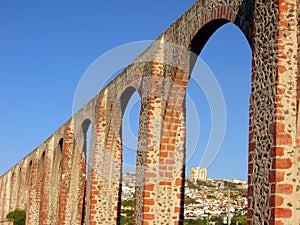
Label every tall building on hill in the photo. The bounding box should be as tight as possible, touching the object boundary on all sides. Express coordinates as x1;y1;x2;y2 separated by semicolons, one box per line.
190;167;207;181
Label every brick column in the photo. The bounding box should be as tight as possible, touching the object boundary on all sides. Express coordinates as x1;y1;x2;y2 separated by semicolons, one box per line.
155;57;189;225
58;122;84;225
58;126;71;225
296;1;300;221
4;174;11;224
31;151;46;225
17;166;26;209
47;139;63;224
248;0;300;224
86;90;123;225
27;153;40;224
39;152;48;225
135;38;190;225
103;102;123;224
1;175;8;223
9;171;17;212
0;176;4;222
25;159;33;224
271;0;300;224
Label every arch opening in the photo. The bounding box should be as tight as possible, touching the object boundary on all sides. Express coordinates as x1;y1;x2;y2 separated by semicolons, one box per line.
59;138;63;153
119;87;141;225
184;21;252;224
81;120;92;225
190;19;229;56
53;138;63;173
82;119;92;175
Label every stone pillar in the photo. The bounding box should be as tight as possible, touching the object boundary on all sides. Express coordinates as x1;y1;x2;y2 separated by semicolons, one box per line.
9;171;17;212
0;175;9;224
47;139;63;224
27;153;39;224
272;0;300;223
17;166;26;210
135;38;189;225
25;160;33;224
0;176;4;222
248;0;300;224
58;122;84;225
39;151;48;225
86;90;123;225
296;0;300;222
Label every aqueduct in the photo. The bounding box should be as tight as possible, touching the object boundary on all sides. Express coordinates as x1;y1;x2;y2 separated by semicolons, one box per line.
0;0;299;224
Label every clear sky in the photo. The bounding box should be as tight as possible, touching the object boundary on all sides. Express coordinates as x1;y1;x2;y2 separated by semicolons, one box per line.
0;1;251;181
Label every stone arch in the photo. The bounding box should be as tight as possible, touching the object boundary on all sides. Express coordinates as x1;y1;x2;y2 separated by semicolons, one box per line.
184;20;252;222
119;85;142;224
144;0;298;224
73;98;97;166
120;86;142;172
120;86;140;115
86;81;143;224
80;119;93;225
136;1;255;224
183;1;297;225
186;1;253;57
189;18;230;56
111;84;142;224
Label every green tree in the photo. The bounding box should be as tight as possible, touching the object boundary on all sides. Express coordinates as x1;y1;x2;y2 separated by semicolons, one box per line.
122;200;134;208
231;215;247;225
120;216;134;225
6;209;26;225
184;219;208;225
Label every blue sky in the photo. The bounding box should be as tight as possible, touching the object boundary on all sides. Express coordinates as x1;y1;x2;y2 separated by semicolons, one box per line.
0;1;251;181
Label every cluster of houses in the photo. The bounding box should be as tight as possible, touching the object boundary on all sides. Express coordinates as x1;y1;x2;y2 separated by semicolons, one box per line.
184;178;248;221
120;171;248;223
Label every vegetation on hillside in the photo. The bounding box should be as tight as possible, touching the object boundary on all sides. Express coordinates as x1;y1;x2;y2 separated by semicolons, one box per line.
120;200;134;225
6;209;26;225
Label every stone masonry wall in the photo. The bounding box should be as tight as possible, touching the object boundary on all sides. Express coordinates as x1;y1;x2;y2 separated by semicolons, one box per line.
0;0;299;224
248;0;300;224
